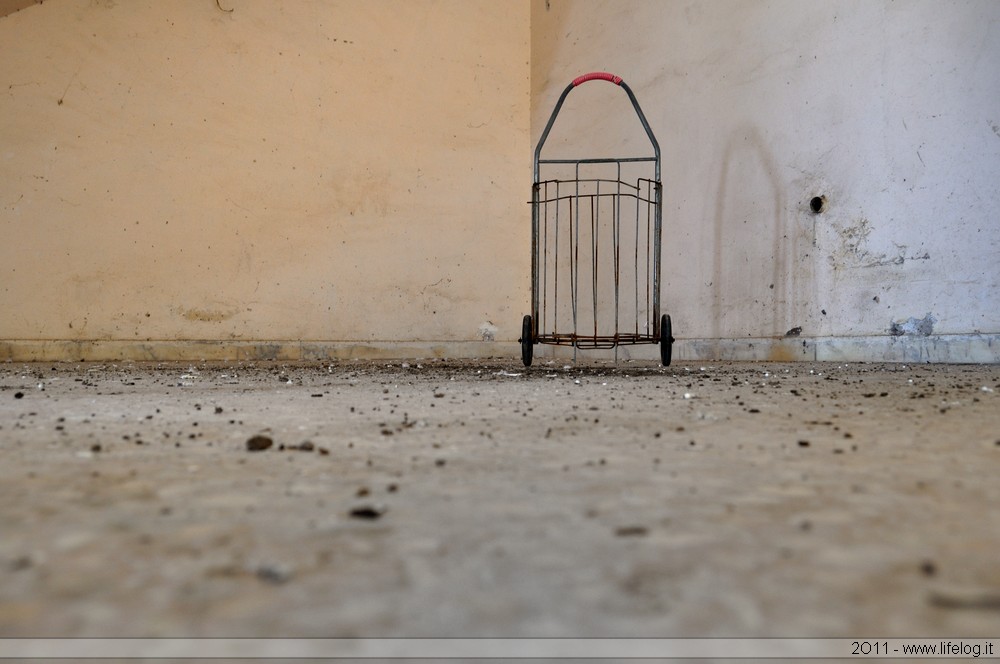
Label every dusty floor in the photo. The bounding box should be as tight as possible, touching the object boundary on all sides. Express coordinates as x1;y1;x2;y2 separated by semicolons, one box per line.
1;359;999;644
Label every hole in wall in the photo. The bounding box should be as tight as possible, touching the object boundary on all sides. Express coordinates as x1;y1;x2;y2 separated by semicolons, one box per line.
809;196;827;214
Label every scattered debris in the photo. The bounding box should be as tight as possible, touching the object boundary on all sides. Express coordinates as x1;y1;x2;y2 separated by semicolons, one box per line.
3;358;1000;636
282;441;315;452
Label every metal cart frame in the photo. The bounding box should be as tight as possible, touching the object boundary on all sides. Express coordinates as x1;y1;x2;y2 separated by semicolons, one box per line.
520;72;674;366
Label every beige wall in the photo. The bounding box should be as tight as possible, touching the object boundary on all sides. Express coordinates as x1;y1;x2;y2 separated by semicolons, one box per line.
1;0;529;359
532;0;1000;363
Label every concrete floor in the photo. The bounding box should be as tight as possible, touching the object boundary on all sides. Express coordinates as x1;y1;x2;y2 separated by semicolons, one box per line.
1;359;998;646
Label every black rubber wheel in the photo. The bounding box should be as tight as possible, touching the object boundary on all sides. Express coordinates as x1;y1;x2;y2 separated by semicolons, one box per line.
520;314;533;367
659;314;674;367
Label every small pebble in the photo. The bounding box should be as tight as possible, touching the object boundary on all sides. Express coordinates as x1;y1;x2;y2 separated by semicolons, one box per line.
256;564;293;585
349;505;386;520
9;555;32;572
246;435;273;452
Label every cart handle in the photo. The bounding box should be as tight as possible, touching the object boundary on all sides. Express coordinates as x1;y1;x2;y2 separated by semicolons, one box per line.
533;73;660;182
572;72;623;87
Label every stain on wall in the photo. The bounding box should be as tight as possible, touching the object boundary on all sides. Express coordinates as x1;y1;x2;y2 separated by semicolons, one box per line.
0;0;39;18
829;218;931;271
178;306;239;324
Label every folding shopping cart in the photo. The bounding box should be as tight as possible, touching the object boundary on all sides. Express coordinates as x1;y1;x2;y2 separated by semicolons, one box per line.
520;72;674;366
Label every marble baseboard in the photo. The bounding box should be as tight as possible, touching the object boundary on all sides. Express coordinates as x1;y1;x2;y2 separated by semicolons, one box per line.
0;334;997;364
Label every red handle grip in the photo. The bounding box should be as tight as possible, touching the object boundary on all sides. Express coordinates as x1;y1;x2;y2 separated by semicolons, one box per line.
572;72;623;87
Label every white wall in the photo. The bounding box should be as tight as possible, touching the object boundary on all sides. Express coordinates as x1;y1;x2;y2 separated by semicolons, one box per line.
532;0;1000;362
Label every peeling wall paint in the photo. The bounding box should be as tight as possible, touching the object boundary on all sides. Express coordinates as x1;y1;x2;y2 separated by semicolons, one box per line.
477;321;498;342
889;313;936;337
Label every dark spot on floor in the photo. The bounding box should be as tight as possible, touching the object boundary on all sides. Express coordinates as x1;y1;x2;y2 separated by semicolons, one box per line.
349;505;386;520
256;564;293;584
245;434;273;451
